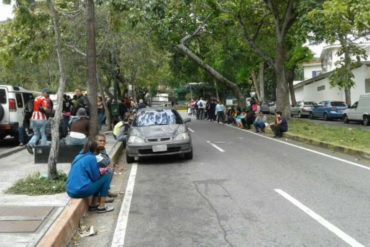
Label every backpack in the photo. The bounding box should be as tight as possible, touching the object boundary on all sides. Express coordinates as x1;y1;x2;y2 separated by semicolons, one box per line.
199;101;203;108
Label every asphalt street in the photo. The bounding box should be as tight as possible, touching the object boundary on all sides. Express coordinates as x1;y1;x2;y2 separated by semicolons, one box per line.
115;117;370;247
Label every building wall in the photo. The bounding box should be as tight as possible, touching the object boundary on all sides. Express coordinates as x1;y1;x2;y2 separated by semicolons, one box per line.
303;64;322;80
294;64;370;105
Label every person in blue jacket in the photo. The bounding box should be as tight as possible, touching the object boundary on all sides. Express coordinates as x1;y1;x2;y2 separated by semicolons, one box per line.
66;141;114;213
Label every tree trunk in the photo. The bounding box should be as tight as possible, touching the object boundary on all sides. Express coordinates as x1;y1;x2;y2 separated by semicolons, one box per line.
213;80;219;101
344;51;352;106
286;68;296;106
275;43;291;118
177;43;245;109
251;71;261;101
46;0;67;179
86;0;98;139
259;62;265;102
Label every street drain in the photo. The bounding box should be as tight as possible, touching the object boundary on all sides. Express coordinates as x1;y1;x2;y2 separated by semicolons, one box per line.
0;206;53;233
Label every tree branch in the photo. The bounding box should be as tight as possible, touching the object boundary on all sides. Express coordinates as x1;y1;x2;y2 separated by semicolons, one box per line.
237;13;275;68
65;44;86;56
281;0;297;36
180;15;211;44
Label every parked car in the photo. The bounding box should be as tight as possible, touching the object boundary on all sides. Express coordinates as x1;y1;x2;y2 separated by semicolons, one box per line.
0;85;36;141
260;102;270;114
343;94;370;125
310;100;347;120
268;101;276;114
126;108;193;163
291;101;317;118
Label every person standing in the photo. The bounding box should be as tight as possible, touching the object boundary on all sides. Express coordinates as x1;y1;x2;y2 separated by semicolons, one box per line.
62;94;72;130
97;96;105;131
26;88;51;154
72;88;90;116
215;101;226;124
197;97;206;120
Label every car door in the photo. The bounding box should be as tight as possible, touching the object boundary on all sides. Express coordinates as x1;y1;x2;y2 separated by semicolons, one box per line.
351;101;361;120
14;93;24;124
314;101;324;117
0;87;8;124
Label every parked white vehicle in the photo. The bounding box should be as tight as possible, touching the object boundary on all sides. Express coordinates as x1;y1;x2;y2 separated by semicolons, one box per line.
343;94;370;125
0;85;36;141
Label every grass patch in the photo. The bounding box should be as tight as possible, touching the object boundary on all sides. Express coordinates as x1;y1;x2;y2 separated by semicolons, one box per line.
287;119;370;152
6;172;67;195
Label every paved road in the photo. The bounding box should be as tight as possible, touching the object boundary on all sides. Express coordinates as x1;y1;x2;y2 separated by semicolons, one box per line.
116;118;370;247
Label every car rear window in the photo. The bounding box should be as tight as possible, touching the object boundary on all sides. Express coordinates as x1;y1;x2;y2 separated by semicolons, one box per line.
304;102;316;106
134;110;182;127
331;101;346;107
0;89;6;104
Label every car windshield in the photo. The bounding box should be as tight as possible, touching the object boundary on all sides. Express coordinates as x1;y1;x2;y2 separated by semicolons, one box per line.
304;102;317;106
331;101;346;107
134;110;182;127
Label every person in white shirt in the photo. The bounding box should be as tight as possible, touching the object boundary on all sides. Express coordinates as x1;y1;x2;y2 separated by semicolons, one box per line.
197;97;206;120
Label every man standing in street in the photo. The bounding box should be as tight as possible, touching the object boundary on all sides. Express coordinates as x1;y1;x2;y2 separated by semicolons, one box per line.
197;97;206;120
26;88;51;154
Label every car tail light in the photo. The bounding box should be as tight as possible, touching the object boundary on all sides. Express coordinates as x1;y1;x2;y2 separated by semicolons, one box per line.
9;99;16;111
331;106;337;111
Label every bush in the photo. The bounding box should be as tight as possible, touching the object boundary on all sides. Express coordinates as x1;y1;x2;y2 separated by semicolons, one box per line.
6;172;67;195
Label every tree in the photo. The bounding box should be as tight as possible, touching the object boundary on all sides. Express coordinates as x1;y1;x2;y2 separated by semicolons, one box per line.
46;0;67;179
86;0;98;139
308;0;370;106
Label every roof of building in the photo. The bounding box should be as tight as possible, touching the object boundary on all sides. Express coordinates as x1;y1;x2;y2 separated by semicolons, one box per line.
294;61;370;89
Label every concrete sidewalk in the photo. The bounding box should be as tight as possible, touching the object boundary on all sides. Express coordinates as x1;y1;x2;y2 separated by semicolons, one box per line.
0;132;122;247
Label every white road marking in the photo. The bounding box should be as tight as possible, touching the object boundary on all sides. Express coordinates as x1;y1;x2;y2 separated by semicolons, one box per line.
224;124;370;171
188;127;195;133
275;189;364;247
111;163;138;247
206;140;225;152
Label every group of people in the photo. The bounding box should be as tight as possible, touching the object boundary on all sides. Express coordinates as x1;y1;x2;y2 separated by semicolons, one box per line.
189;98;288;138
22;86;145;154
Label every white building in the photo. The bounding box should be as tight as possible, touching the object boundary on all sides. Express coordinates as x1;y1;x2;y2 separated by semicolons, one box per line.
294;42;370;104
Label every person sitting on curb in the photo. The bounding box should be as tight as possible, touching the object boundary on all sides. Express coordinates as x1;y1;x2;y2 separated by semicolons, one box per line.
270;111;288;138
95;134;118;199
66;141;114;213
242;110;255;129
69;108;89;145
253;111;267;133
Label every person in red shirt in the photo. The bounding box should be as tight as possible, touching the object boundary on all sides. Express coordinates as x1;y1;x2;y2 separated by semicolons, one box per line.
26;88;51;154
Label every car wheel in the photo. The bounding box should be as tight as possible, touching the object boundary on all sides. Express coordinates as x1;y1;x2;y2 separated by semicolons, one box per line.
343;114;349;124
0;104;4;121
323;113;329;121
309;112;314;119
126;153;134;164
363;116;369;126
184;150;193;160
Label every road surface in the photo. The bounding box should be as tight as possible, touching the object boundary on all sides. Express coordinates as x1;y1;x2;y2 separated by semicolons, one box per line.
112;118;370;247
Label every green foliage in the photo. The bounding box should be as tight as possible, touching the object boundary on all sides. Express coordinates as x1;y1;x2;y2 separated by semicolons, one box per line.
6;172;67;195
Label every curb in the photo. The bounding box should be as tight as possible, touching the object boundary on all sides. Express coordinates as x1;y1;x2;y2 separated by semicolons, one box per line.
0;146;24;159
284;133;370;160
37;140;124;247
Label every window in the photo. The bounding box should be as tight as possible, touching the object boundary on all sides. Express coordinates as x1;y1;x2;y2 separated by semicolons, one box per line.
22;93;33;104
312;71;317;77
0;89;6;104
317;85;325;91
331;101;346;107
16;93;23;108
365;79;370;93
134;110;182;127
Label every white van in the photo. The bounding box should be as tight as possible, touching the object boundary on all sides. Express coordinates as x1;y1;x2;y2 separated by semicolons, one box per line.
0;85;37;141
343;94;370;125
